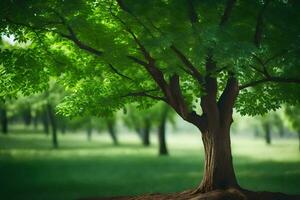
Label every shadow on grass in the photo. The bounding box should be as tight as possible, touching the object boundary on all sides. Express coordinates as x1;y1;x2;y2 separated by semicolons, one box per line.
0;135;299;200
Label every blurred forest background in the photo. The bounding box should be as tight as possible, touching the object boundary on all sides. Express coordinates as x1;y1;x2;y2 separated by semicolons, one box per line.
0;89;300;200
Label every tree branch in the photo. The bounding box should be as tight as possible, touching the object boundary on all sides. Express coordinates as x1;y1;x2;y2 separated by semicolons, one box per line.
108;64;133;81
121;89;166;101
239;76;300;90
200;55;219;130
218;76;239;126
5;17;104;57
51;10;104;56
170;45;204;84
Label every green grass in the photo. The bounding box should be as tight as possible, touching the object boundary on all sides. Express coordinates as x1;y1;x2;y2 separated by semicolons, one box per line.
0;131;300;200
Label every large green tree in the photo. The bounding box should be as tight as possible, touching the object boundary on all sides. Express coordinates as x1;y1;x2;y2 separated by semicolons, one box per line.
1;0;300;198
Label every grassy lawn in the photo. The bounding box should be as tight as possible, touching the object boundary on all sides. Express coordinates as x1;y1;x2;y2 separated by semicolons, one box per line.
0;131;299;200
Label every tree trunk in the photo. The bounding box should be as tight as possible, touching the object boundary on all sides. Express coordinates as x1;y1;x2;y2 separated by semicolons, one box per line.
47;104;58;148
264;122;271;145
33;114;38;130
42;110;49;135
254;127;259;138
158;107;168;156
23;108;32;126
279;124;285;138
61;123;66;134
194;74;239;192
197;125;239;192
87;119;92;141
107;121;118;145
0;108;8;134
142;119;151;146
298;131;300;152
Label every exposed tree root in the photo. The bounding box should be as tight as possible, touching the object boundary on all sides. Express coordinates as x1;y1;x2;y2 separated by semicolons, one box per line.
80;188;300;200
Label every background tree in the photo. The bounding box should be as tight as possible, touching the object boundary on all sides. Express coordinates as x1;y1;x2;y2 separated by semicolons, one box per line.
1;0;300;198
0;103;8;134
285;106;300;152
123;105;153;146
104;115;119;145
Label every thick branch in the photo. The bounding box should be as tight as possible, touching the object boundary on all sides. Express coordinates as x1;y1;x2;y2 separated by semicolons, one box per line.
240;76;300;90
169;74;189;116
218;76;239;126
200;55;219;130
171;45;204;83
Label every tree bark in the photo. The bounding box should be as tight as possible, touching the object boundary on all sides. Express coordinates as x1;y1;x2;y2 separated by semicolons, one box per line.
0;108;8;134
194;73;239;192
197;125;239;192
47;104;58;148
107;121;118;145
158;106;168;156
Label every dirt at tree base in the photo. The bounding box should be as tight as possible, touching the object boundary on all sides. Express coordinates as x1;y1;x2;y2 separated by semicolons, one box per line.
80;188;300;200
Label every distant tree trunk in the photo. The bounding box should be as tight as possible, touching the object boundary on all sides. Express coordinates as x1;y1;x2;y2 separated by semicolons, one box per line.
47;104;58;148
158;107;168;156
0;108;8;134
61;123;66;134
263;122;271;145
254;127;259;138
23;108;32;126
142;118;151;146
279;124;285;138
87;119;92;141
107;120;118;145
298;131;300;152
33;114;39;130
42;110;49;135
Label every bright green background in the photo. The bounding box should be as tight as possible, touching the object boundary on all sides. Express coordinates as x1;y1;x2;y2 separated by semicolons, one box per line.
0;131;299;200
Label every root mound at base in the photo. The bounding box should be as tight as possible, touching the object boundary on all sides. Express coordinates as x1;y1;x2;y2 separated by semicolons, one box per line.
80;188;300;200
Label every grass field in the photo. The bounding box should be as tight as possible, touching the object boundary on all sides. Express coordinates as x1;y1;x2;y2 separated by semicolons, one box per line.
0;130;300;200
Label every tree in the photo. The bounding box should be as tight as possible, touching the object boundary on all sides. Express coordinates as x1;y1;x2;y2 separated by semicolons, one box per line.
157;103;170;156
285;106;300;152
1;0;300;198
0;104;8;134
123;103;174;154
123;105;153;146
105;116;119;145
259;111;286;144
